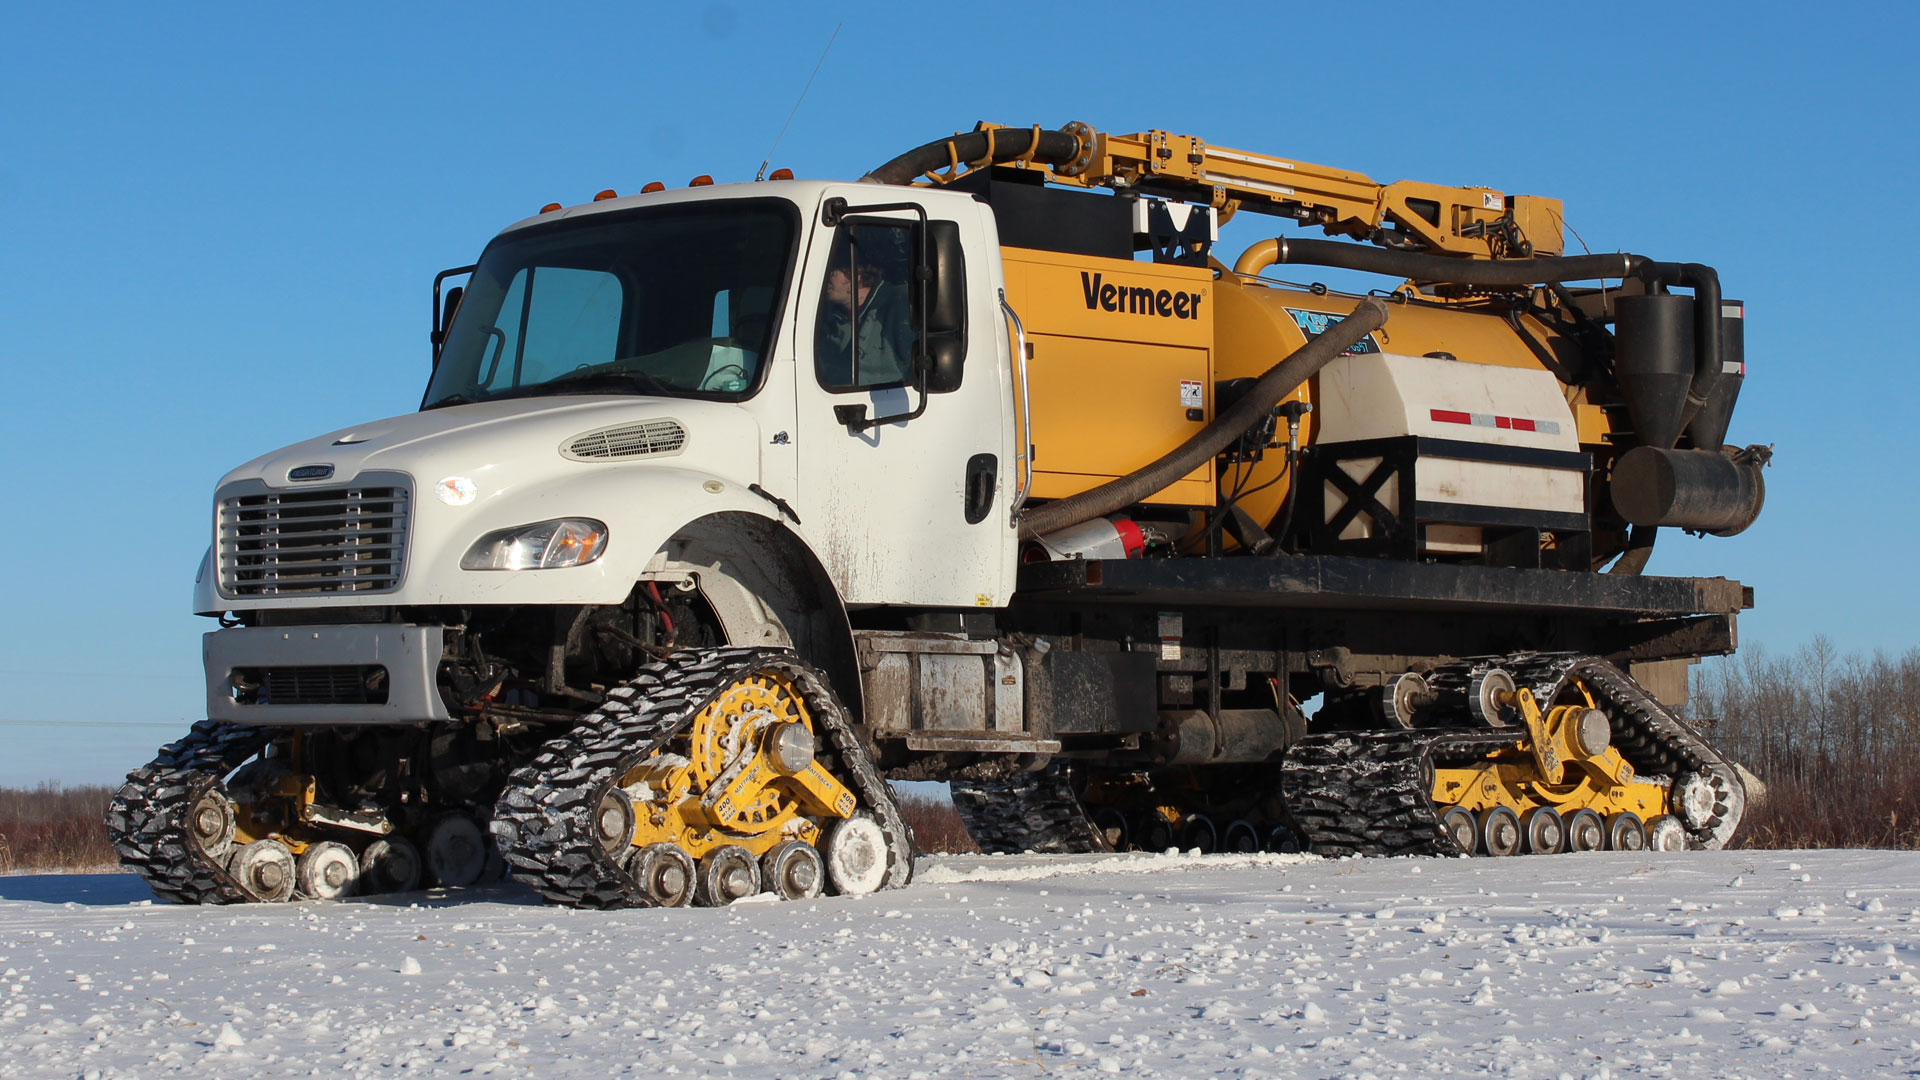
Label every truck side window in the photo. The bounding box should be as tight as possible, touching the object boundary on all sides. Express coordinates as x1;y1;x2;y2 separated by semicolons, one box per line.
815;223;918;391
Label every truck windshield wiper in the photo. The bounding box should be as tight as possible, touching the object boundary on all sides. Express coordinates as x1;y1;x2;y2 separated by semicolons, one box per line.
422;392;483;410
516;369;673;398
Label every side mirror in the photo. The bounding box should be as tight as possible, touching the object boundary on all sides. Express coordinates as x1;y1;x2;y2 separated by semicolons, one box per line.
925;337;964;393
439;286;464;340
927;221;965;333
920;221;966;393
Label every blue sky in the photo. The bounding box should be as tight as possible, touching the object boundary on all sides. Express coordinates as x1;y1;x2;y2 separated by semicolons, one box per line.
1;2;1913;785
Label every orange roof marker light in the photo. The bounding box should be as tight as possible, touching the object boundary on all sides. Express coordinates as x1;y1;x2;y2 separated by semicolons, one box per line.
688;175;714;187
768;168;794;181
540;202;562;214
593;189;618;202
640;181;666;194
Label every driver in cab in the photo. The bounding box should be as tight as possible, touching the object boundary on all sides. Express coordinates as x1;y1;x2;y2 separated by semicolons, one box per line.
815;232;916;389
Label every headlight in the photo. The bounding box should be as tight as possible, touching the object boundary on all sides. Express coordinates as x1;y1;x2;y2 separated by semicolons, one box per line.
461;519;609;571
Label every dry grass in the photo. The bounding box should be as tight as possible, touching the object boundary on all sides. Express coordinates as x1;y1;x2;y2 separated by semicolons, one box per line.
895;792;979;855
1692;637;1920;850
0;783;118;873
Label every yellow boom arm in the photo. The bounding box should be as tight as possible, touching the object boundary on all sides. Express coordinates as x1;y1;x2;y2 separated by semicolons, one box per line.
878;121;1564;260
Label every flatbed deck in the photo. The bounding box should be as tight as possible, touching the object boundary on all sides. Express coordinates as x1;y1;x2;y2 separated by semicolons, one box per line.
1015;555;1749;618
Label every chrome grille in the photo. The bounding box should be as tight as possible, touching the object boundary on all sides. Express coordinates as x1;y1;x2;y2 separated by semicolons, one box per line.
218;482;409;596
565;418;686;460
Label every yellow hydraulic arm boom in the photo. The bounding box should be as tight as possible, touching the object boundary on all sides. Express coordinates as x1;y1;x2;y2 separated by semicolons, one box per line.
864;121;1564;260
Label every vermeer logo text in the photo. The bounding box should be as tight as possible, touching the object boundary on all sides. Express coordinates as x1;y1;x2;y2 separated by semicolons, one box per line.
1080;273;1204;320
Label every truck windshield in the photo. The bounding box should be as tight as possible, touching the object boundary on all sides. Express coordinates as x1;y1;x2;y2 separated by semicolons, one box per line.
423;202;796;409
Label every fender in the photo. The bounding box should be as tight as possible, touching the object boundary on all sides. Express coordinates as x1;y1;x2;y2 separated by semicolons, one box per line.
644;512;864;725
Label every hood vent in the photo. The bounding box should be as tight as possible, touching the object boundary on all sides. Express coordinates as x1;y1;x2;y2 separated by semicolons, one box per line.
563;418;687;461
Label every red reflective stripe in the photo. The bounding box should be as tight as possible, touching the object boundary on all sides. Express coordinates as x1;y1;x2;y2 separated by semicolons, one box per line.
1510;418;1536;432
1495;416;1511;429
1431;409;1471;425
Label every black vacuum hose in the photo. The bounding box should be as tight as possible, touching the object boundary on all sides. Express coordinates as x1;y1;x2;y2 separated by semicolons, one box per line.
863;127;1087;187
1018;298;1390;539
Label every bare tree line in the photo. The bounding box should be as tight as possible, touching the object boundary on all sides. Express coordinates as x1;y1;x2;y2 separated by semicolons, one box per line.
1691;636;1920;849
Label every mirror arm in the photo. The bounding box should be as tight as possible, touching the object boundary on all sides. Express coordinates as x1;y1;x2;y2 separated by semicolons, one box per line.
835;367;931;434
431;264;477;362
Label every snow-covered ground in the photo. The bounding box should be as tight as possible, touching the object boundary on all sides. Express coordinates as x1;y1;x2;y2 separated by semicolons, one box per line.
3;849;1917;1079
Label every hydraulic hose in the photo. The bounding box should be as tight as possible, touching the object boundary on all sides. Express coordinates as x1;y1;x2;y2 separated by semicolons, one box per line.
1018;297;1389;539
1233;238;1724;443
1234;236;1636;288
863;126;1087;186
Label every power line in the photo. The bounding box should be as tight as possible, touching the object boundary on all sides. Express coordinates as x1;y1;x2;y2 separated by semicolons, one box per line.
0;718;192;726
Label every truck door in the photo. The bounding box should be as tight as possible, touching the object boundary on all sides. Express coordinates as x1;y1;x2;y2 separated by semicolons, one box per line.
791;188;1016;608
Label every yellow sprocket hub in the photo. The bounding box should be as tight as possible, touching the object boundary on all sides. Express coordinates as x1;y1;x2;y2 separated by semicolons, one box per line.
619;671;857;860
1432;676;1670;822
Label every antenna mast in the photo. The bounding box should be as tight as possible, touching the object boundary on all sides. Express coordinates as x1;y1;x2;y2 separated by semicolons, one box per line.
756;22;842;182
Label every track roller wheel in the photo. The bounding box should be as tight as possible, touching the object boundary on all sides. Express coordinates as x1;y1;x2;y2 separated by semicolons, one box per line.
295;840;359;900
824;812;891;895
761;839;826;901
1266;823;1306;854
1440;806;1479;854
1222;819;1261;853
1469;669;1517;728
1519;807;1564;854
1563;808;1605;852
1606;811;1646;851
1136;812;1175;853
360;836;423;894
629;843;696;907
1646;815;1688;852
230;839;296;902
695;844;762;907
424;814;488;888
1478;807;1523;856
1092;807;1130;851
1179;813;1218;853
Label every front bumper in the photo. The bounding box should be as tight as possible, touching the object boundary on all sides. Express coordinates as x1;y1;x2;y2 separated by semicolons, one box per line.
204;624;450;726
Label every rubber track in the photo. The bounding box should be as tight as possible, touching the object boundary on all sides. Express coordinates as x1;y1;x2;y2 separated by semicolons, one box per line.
105;720;277;905
951;763;1113;855
489;647;912;909
1281;654;1747;856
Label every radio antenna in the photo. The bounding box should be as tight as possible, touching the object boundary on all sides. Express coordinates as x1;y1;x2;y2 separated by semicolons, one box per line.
756;22;842;182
